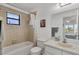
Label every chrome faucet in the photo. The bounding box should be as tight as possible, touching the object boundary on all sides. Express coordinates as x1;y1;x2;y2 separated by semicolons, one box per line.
12;40;16;44
62;38;67;43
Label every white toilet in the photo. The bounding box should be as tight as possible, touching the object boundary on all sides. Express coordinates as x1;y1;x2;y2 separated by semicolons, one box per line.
30;38;48;55
31;47;42;55
37;38;48;49
37;38;48;54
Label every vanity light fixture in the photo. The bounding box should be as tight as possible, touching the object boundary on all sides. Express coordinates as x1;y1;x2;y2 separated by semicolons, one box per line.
66;20;70;23
58;3;71;7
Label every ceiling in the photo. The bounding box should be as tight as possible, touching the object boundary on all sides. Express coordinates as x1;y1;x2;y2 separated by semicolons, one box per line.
6;3;77;15
7;3;56;12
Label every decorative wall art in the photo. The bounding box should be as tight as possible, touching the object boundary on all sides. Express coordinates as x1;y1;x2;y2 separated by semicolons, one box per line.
40;19;46;27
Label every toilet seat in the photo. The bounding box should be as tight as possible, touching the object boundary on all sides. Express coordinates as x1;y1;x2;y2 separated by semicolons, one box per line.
31;47;42;55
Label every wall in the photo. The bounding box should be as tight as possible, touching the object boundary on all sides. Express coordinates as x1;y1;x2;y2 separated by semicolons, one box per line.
29;3;79;43
33;6;51;41
0;5;34;47
51;8;79;45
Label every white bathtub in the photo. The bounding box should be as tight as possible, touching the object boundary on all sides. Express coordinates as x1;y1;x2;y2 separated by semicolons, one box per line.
2;41;33;55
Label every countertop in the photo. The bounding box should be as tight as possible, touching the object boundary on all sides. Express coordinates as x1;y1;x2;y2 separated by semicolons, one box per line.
44;39;79;54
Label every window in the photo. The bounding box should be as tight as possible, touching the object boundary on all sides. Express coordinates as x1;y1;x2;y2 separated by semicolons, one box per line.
6;12;20;25
64;24;74;33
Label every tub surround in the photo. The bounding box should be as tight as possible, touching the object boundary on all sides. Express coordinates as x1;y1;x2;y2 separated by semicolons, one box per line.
2;41;33;55
44;38;79;55
0;5;34;47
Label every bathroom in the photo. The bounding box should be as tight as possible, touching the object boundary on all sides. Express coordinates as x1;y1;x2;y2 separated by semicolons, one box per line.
0;3;79;55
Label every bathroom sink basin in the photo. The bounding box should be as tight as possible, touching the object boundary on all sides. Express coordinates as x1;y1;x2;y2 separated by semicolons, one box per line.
58;42;73;48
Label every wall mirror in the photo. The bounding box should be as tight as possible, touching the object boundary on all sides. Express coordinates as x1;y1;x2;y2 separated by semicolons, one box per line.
63;15;78;40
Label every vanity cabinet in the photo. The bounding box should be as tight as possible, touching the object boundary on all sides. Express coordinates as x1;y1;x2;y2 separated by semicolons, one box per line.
44;46;62;55
62;51;73;55
44;45;76;55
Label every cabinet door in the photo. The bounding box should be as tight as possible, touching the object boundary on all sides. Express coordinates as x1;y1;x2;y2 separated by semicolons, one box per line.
62;51;74;55
44;51;55;55
45;46;62;55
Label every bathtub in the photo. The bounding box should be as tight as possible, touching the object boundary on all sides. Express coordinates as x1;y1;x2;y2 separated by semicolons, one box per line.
2;41;33;55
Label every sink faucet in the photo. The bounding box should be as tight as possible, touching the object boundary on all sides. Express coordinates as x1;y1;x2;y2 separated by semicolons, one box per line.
62;38;67;43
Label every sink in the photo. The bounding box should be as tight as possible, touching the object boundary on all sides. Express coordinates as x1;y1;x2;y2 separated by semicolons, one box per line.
58;42;73;48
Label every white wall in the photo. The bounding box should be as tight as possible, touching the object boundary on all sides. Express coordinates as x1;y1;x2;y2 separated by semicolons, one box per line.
35;3;79;41
51;8;79;45
30;3;79;43
30;6;52;41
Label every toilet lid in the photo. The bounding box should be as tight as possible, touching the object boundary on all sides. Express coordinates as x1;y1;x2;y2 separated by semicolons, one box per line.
31;47;41;52
37;38;48;42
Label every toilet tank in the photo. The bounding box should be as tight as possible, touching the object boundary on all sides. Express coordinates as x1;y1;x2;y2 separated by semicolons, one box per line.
37;38;48;49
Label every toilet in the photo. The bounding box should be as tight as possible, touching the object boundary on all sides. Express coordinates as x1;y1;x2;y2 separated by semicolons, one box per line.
30;38;48;55
37;38;48;54
31;47;42;55
37;38;48;48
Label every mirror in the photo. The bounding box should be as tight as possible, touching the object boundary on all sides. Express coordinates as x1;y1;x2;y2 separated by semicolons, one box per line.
63;15;78;40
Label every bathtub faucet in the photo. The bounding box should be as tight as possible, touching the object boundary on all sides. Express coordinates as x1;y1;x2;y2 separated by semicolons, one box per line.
12;40;17;44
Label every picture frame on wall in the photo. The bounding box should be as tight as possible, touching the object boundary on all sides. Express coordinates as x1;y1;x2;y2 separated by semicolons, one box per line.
40;19;46;27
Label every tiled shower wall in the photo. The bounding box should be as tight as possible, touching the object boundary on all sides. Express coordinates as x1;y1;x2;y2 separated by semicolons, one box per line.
0;5;34;47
